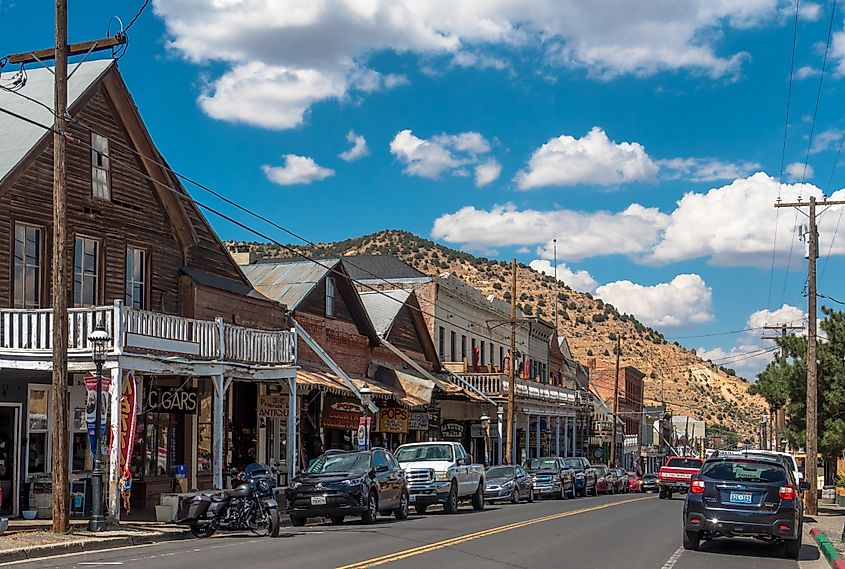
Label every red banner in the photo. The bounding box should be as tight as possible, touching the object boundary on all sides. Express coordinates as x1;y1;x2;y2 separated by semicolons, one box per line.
119;372;137;475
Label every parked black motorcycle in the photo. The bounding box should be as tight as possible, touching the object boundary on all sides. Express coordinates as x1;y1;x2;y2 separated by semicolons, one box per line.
177;463;280;538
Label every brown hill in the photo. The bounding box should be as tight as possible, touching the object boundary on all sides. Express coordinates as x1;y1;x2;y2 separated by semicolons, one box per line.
231;230;764;440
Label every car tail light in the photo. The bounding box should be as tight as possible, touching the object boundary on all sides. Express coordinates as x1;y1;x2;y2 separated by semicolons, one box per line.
779;486;797;501
690;480;705;494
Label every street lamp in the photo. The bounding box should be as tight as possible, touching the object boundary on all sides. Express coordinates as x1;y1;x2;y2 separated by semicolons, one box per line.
359;384;373;451
87;321;111;532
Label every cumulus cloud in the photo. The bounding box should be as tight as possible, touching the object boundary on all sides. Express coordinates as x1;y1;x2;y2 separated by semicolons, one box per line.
529;259;598;293
155;0;784;129
390;129;497;182
594;274;714;328
515;127;658;189
810;128;844;154
746;304;807;331
784;161;813;182
657;157;761;182
339;131;369;161
795;65;820;80
432;173;845;266
261;154;335;185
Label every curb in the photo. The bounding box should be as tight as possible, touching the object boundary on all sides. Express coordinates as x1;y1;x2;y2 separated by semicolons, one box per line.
810;528;845;569
0;529;191;564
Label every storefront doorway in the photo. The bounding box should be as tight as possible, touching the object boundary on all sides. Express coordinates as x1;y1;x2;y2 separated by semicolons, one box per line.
0;404;21;516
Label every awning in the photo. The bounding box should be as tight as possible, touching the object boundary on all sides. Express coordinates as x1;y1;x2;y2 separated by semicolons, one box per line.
297;365;392;399
368;365;430;408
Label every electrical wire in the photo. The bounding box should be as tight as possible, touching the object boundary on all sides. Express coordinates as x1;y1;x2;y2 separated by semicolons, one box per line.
124;0;150;32
665;318;805;340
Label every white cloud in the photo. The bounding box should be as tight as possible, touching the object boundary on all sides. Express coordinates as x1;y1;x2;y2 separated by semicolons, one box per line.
474;160;502;187
784;161;812;182
515;127;658;189
432;173;845;266
795;65;820;80
657;157;761;182
390;129;497;182
529;259;598;293
594;274;714;328
810;128;844;154
746;304;807;331
261;154;335;185
155;0;783;129
339;131;369;162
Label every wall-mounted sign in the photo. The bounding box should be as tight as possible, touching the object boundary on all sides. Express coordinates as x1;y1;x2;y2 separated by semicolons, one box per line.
146;386;198;414
322;397;363;430
470;423;485;439
441;421;465;440
377;407;409;433
426;407;441;428
408;412;429;431
258;394;288;420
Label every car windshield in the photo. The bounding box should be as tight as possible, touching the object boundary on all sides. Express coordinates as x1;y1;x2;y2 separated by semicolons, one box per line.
643;474;657;480
486;466;514;478
524;459;559;470
702;460;787;483
562;459;583;469
666;458;703;469
395;444;453;462
592;466;607;474
307;452;371;474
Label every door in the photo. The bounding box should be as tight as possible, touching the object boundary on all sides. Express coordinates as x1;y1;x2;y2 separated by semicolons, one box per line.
0;405;21;516
372;451;396;509
454;445;470;495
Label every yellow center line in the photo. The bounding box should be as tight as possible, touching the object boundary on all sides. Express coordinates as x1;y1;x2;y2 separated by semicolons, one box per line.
336;496;654;569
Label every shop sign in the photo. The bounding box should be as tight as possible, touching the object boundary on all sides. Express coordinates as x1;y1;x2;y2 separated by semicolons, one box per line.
377;407;409;433
441;421;465;440
322;397;363;430
146;386;198;414
258;394;288;420
470;423;485;438
357;416;372;450
408;412;429;431
426;407;441;428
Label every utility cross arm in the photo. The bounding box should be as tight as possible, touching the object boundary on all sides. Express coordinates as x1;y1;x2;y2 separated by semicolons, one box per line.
6;36;125;65
775;199;845;207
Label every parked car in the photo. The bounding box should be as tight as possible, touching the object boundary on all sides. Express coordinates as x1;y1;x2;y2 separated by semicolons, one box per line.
640;473;659;493
286;448;409;526
604;467;620;494
591;464;612;495
484;465;534;504
561;457;597;497
658;456;704;499
523;457;576;499
626;472;640;493
683;454;809;559
394;441;485;514
611;468;629;493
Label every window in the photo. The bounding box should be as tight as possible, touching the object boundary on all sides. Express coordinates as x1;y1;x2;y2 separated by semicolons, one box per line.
73;237;99;307
125;247;147;309
480;341;485;366
461;335;467;361
499;347;504;370
13;224;42;308
196;383;213;473
325;276;335;317
450;331;456;361
438;326;445;358
27;387;50;475
91;132;110;200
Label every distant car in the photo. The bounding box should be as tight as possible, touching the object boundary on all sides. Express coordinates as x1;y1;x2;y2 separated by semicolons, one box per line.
640;473;658;493
658;456;704;499
286;448;408;526
626;472;640;493
683;455;809;559
561;457;597;497
611;468;629;493
524;457;576;499
591;464;612;495
484;465;534;504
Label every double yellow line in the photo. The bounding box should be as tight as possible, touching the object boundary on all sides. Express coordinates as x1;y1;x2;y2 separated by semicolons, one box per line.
337;496;653;568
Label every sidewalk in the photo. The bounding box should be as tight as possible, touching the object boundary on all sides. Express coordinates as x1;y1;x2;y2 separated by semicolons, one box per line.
806;503;845;568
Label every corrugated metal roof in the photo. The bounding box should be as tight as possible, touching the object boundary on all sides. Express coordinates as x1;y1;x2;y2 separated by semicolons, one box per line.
359;289;411;337
241;259;339;309
0;59;113;184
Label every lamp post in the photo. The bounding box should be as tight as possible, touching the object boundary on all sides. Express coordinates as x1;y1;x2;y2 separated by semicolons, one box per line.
359;384;373;451
479;415;490;466
87;321;111;532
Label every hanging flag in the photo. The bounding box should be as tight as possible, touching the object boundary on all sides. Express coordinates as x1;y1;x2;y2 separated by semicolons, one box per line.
84;373;110;458
119;372;138;512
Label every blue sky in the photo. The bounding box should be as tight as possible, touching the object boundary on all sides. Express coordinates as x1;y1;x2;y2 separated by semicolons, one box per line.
2;1;845;377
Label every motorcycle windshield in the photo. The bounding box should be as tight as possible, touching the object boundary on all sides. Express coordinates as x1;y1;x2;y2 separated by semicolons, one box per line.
244;463;272;477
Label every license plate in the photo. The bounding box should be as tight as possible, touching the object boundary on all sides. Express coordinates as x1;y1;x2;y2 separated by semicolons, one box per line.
540;487;553;493
409;495;416;503
310;496;327;506
729;492;752;504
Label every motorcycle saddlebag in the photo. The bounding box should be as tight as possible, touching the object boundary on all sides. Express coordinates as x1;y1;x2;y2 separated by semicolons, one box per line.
176;494;212;522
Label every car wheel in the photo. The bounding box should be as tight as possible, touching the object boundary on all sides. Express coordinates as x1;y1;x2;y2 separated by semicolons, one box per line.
558;483;567;500
472;482;485;511
443;482;459;514
414;504;428;515
290;516;306;527
394;492;409;521
579;485;587;498
528;488;534;503
330;515;345;525
659;488;667;499
591;484;598;497
667;490;673;500
361;492;378;524
511;487;520;504
682;530;700;551
568;485;576;499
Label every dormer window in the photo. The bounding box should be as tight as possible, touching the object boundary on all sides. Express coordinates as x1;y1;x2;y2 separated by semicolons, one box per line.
91;132;110;200
325;276;335;317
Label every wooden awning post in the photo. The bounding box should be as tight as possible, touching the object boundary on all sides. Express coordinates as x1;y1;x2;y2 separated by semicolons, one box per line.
211;374;232;490
286;376;297;484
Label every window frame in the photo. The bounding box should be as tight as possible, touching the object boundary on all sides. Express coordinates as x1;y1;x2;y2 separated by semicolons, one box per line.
90;131;111;200
325;276;336;318
26;385;52;477
125;246;149;310
438;326;445;359
12;222;44;308
73;235;102;307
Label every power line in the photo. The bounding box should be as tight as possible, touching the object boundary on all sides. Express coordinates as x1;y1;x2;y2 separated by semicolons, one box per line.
124;0;150;32
665;318;804;340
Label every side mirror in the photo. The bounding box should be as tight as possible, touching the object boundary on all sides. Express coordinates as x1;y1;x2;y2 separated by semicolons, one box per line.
465;454;473;464
456;457;466;466
799;481;811;491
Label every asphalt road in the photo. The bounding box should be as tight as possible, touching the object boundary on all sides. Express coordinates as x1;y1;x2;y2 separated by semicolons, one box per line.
4;493;827;569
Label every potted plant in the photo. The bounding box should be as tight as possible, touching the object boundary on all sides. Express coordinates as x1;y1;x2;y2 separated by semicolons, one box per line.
835;474;845;507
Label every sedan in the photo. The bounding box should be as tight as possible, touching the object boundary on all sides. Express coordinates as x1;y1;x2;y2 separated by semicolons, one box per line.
524;457;576;499
683;455;809;558
626;472;640;493
484;465;534;504
640;473;658;493
591;464;612;495
286;448;409;526
611;468;629;493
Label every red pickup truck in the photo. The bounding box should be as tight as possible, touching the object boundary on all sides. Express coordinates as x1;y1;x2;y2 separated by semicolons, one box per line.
657;456;703;499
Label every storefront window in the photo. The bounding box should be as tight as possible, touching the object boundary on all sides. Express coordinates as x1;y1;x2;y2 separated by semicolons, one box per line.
197;383;212;473
27;387;49;474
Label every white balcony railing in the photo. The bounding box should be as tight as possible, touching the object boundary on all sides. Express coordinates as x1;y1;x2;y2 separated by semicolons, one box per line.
0;301;296;366
454;372;578;406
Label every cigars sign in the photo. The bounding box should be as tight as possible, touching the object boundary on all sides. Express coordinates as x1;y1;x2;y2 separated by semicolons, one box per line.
146;387;198;414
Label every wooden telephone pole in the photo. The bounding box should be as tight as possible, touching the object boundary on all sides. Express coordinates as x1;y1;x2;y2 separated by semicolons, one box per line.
506;259;518;465
775;196;845;516
761;323;803;451
610;335;621;467
6;5;125;533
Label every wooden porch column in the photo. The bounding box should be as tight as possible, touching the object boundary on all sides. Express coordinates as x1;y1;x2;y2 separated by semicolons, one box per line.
107;366;122;522
524;413;529;461
211;374;231;490
496;407;503;466
555;417;560;457
570;416;577;456
287;376;297;484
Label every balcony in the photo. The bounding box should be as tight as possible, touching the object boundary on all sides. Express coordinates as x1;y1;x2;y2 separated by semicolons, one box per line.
0;300;296;366
449;371;580;407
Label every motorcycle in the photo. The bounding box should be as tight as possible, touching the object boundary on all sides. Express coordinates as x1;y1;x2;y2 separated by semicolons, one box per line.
177;463;281;538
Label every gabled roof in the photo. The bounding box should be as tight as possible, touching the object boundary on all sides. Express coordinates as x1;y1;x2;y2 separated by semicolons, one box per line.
0;59;113;184
359;289;411;337
240;259;341;310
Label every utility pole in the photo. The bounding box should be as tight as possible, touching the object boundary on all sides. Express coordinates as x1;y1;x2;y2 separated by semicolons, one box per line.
762;323;802;452
610;335;621;467
506;259;518;465
6;11;127;534
775;196;845;516
553;239;558;332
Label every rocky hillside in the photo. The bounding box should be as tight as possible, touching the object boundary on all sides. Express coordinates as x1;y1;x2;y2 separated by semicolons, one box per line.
231;230;764;439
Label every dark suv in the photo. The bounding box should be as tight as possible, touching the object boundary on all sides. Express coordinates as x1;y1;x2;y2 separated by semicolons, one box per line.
561;457;597;497
523;457;576;499
683;455;809;558
286;448;409;527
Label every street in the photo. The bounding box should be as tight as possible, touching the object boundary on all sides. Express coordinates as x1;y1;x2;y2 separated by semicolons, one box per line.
4;494;823;569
